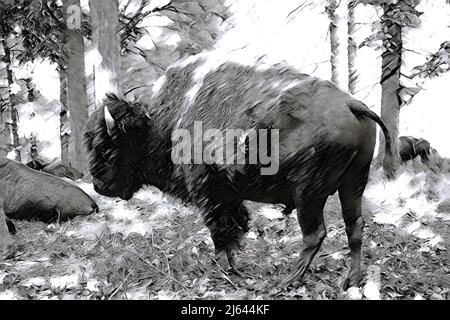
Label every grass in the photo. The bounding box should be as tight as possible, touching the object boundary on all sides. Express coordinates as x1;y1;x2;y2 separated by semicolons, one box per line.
0;163;448;300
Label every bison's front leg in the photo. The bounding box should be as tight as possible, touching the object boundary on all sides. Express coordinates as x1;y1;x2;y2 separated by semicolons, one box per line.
281;196;328;288
206;204;250;273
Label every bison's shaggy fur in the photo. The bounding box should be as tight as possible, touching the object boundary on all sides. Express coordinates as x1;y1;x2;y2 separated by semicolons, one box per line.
399;136;431;163
0;157;98;223
85;57;391;288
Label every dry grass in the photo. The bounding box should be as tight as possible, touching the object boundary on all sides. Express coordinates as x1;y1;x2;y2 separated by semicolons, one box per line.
0;165;448;300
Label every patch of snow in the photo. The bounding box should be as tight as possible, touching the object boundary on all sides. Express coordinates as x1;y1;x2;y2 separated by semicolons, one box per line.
22;277;47;287
0;272;6;285
76;222;107;241
331;252;344;260
347;287;362;300
372;210;407;227
418;246;430;253
259;206;283;220
110;221;151;238
10;82;21;95
148;204;176;221
132;186;164;203
86;279;100;292
0;290;19;300
429;236;443;247
13;261;39;272
406;221;422;234
108;204;140;221
165;33;182;47
50;274;79;289
413;227;435;240
363;281;381;300
154;290;180;300
247;231;258;240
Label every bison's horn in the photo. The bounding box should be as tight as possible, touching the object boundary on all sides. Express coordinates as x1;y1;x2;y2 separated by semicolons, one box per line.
104;105;115;136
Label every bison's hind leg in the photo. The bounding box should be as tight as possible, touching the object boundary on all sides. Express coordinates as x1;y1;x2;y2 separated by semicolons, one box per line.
338;164;370;289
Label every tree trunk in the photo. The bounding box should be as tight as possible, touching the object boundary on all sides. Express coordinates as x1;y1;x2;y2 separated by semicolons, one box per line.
327;0;340;85
88;0;122;102
347;0;357;95
63;0;89;174
30;133;38;160
59;65;70;166
377;2;401;178
1;39;21;162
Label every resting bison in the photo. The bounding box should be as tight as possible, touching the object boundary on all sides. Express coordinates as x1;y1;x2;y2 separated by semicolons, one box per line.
26;158;83;181
85;57;391;288
0;157;98;223
0;207;15;260
399;136;431;163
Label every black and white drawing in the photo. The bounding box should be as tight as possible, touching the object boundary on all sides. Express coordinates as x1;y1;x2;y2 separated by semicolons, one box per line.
0;0;448;301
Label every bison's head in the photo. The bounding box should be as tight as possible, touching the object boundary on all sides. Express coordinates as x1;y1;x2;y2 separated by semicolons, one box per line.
85;94;151;200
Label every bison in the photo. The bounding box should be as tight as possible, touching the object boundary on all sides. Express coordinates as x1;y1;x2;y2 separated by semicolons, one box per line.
0;207;14;260
85;56;392;288
26;158;84;181
399;136;431;163
0;157;98;224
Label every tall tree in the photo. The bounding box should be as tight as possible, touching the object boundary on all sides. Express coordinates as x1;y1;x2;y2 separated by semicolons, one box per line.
326;0;340;85
359;0;422;178
63;0;89;173
1;38;21;161
347;0;358;94
18;0;90;166
59;65;70;165
377;1;403;178
0;1;22;161
89;0;122;105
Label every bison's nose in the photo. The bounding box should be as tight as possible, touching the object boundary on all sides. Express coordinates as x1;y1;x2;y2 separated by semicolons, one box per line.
93;181;113;197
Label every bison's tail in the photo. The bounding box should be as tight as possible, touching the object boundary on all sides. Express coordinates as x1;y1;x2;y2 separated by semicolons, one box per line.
347;100;393;157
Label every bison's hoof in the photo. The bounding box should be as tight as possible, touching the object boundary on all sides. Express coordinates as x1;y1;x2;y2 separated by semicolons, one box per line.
343;271;362;291
279;260;308;289
280;271;306;289
213;250;236;273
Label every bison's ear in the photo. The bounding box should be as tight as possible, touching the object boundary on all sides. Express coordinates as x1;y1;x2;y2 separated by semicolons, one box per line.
104;105;116;136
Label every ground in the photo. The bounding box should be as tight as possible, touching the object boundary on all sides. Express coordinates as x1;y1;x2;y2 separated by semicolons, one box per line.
0;162;448;300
